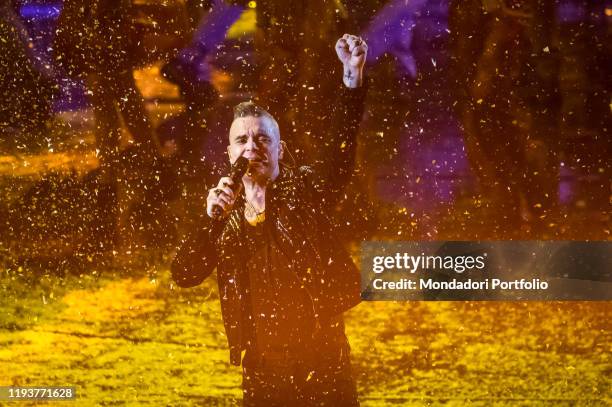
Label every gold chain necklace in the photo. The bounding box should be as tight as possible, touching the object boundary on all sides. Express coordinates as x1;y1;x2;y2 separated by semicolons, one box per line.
245;198;265;225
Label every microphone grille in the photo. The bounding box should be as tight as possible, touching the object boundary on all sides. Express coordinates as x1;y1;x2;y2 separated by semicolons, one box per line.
231;156;250;178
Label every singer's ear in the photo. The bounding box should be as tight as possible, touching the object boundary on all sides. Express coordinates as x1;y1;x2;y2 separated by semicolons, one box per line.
226;145;232;163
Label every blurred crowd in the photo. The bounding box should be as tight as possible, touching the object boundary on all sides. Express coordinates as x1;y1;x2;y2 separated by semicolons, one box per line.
0;0;609;265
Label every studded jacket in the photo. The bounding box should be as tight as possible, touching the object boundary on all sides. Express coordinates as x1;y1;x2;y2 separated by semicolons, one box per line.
171;83;367;365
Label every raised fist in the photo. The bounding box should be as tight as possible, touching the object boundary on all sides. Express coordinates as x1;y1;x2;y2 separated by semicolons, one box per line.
335;34;368;88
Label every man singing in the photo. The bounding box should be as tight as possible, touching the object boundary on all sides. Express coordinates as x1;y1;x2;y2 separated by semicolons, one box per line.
172;34;368;406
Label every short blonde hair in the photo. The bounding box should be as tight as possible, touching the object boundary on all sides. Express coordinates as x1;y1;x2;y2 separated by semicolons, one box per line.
232;101;280;139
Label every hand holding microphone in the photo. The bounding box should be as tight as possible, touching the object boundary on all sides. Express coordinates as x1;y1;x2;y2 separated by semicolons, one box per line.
207;156;249;220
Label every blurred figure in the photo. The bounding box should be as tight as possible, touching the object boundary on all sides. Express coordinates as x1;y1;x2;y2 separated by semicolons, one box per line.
162;0;244;92
155;79;219;177
0;1;57;151
53;0;164;249
555;0;611;215
449;0;562;237
361;0;428;78
448;0;492;199
53;0;160;175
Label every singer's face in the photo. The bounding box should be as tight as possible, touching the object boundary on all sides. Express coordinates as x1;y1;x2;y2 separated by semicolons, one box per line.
228;116;282;181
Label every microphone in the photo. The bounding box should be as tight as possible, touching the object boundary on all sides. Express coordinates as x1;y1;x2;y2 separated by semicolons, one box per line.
211;156;249;220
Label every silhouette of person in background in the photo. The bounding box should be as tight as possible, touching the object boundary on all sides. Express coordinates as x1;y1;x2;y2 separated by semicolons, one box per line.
53;0;160;176
448;0;561;236
162;0;244;94
53;0;168;249
0;1;57;150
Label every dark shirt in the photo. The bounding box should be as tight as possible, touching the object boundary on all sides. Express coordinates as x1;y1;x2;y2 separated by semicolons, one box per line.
171;81;367;365
243;220;315;353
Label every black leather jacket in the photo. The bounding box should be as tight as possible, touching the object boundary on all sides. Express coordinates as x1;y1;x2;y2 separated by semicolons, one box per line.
172;82;367;365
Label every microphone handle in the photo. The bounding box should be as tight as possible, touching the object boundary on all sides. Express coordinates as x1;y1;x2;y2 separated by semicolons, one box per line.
210;156;249;221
